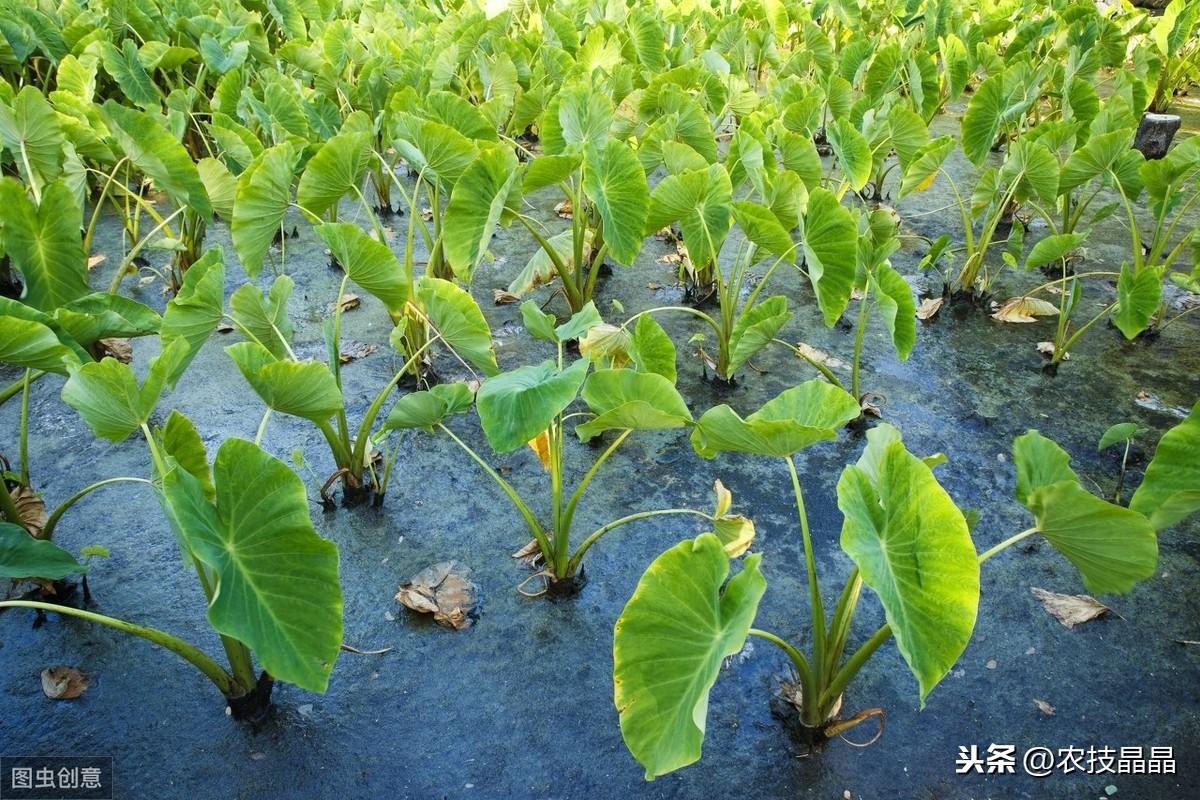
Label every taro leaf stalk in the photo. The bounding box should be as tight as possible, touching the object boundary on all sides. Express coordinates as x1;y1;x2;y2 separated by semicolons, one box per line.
385;303;750;593
613;382;1168;780
225;269;499;505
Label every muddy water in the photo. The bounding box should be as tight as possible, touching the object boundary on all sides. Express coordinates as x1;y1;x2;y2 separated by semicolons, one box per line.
1;116;1198;799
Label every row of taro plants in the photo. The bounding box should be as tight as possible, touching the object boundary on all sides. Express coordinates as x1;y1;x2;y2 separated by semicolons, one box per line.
0;0;1198;774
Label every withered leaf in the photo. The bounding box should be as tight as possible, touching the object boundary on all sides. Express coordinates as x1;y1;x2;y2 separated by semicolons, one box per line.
1033;698;1056;716
337;293;361;313
395;561;478;630
493;288;521;305
41;666;89;699
10;486;48;539
916;296;944;321
97;338;132;363
794;342;848;371
339;342;377;364
1031;587;1113;629
992;296;1059;323
511;539;542;560
86;254;107;271
554;199;573;219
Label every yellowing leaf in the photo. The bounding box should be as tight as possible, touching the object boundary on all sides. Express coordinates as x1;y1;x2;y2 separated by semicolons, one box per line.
527;429;552;469
992;296;1059;323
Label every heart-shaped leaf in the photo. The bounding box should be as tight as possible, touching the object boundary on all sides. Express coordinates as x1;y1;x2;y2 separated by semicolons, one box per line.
1130;402;1200;530
225;342;343;424
317;223;408;315
575;368;693;442
691;379;860;458
0;523;85;580
476;358;589;453
838;427;979;704
613;533;766;780
161;438;342;692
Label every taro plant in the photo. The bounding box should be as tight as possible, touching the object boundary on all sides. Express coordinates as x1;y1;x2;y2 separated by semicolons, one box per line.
613;379;1176;779
1;247;223;579
1133;0;1200;115
1110;135;1200;339
503;83;649;314
384;302;750;595
226;270;499;505
0;253;340;715
0;408;343;718
0;188;222;559
632;162;800;385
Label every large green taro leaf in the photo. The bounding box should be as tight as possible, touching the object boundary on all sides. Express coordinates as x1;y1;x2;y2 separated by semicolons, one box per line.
296;131;373;218
1013;430;1158;594
0;178;87;312
1130;402;1200;530
416;276;499;377
838;428;978;705
0;523;86;580
317;223;408;315
161;438;342;692
690;379;859;458
801;187;857;326
476;358;589;453
613;533;766;780
103;100;211;216
442;147;519;282
231;143;299;277
225;342;342;424
645;164;732;273
575;368;692;442
583;139;649;266
1027;480;1158;595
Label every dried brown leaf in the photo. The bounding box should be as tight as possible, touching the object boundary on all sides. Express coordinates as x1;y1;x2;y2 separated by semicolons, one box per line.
10;486;48;539
554;199;573;219
1031;587;1113;629
337;293;361;313
395;561;478;630
493;288;521;305
97;338;132;364
794;342;848;371
339;343;377;364
992;296;1059;323
86;254;107;271
511;539;541;560
1033;698;1056;716
916;296;944;321
41;666;89;699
